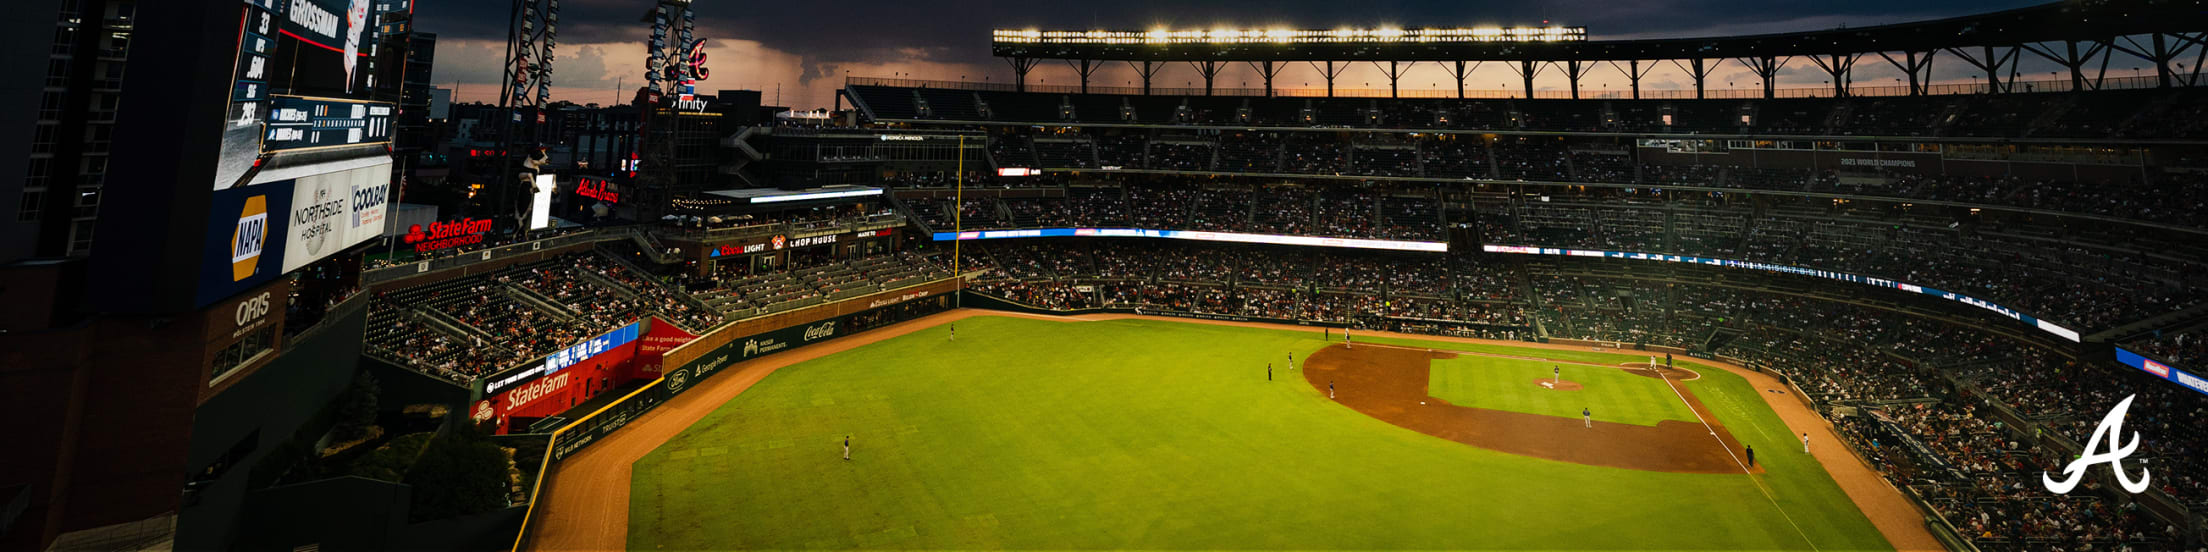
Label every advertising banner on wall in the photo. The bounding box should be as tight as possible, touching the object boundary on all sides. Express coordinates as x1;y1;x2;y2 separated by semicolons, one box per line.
280;160;392;272
633;318;700;377
198;184;296;307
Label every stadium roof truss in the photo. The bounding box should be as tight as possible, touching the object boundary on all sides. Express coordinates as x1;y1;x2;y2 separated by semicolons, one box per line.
988;0;2208;99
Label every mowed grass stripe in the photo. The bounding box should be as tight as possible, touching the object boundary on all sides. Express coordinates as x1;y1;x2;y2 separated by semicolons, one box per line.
629;315;1889;550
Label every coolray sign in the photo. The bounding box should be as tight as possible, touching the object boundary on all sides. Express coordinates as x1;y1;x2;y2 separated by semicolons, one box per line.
931;227;1449;253
401;217;493;252
2044;395;2150;494
1479;244;2083;343
280;161;392;272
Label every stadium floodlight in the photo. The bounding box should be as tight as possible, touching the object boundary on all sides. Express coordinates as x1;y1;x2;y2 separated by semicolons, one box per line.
993;26;1586;46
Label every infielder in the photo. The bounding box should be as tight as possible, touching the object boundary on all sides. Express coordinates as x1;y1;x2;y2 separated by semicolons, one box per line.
1583;407;1592;428
1552;365;1560;384
843;435;852;461
1329;380;1336;399
1345;329;1352;349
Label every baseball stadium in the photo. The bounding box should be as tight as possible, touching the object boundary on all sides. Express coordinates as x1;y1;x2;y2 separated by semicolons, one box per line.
8;0;2208;551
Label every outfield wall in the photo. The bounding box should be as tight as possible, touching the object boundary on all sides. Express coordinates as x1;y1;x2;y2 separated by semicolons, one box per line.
959;291;1349;328
508;277;961;551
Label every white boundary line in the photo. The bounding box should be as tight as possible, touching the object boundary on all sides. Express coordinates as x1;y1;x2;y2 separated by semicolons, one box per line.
1654;369;1821;552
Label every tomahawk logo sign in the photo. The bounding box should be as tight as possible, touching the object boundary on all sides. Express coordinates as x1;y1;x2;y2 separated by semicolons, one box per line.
2043;394;2151;494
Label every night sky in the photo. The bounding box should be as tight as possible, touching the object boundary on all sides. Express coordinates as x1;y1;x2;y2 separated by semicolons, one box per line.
414;0;2094;111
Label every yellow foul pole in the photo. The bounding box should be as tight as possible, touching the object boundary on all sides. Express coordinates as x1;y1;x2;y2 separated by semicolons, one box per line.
954;135;964;308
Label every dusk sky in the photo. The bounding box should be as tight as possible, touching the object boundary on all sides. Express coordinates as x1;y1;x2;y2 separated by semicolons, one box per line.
412;1;2115;111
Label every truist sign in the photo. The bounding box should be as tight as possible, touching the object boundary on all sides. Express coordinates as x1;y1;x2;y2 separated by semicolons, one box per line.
403;218;494;253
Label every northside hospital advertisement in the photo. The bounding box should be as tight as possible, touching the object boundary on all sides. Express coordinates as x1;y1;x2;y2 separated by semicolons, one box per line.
198;0;402;308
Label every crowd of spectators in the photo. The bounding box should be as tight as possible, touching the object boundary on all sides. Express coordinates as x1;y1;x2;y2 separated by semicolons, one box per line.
900;181;1447;241
366;251;719;383
1481;191;2205;334
854;84;2206;140
955;129;2208;233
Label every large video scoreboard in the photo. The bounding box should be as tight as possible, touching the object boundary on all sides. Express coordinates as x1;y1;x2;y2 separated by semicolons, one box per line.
213;0;403;190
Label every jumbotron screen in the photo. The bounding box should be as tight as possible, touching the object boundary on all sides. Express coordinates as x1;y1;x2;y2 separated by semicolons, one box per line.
211;0;405;190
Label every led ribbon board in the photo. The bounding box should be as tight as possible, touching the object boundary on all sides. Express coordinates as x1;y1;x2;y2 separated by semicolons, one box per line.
1479;244;2080;341
931;227;1448;252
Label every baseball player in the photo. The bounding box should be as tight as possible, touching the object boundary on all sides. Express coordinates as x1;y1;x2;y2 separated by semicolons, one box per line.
1552;365;1560;384
1287;352;1294;371
1329;380;1336;399
1267;363;1273;382
1801;432;1810;453
1665;353;1673;367
1583;407;1592;428
1345;329;1352;349
843;435;852;461
1746;445;1756;467
949;323;955;342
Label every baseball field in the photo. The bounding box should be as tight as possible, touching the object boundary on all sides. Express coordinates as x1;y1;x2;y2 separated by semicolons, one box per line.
615;313;1911;550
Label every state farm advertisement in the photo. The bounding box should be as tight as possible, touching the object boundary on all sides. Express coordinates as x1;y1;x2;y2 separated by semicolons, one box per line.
401;217;494;253
481;328;646;435
633;317;700;377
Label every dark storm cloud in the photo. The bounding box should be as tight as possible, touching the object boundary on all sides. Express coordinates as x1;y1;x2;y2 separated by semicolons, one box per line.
413;0;2045;105
421;0;2042;64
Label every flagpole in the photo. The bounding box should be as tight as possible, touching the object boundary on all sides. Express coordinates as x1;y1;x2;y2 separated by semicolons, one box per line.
954;135;964;309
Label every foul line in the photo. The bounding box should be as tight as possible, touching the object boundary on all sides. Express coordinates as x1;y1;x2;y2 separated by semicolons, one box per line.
1653;369;1821;552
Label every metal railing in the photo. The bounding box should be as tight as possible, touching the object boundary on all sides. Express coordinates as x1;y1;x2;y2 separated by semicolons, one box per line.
362;228;638;286
848;74;2185;101
668;213;906;242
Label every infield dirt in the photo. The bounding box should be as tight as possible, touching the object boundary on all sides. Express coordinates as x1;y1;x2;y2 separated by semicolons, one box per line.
1304;343;1759;474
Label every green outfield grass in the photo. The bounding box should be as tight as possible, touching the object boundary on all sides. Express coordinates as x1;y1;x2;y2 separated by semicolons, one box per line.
628;315;1890;550
1426;354;1699;427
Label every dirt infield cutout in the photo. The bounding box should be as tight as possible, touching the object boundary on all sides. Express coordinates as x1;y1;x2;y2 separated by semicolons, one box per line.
1305;343;1759;474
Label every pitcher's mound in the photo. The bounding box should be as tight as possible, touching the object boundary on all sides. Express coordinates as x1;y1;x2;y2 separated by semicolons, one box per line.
1534;378;1583;391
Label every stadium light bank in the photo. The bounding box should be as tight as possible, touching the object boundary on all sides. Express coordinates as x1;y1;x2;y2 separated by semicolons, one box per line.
990;26;1588;46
